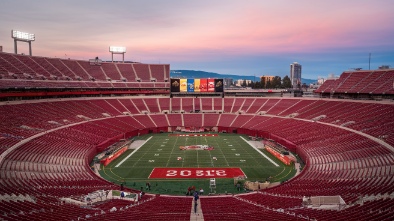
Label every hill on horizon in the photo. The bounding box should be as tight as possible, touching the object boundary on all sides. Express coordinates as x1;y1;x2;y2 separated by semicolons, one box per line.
170;70;317;84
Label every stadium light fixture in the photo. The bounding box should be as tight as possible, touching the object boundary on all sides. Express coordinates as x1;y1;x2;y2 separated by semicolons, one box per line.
11;30;35;55
12;30;35;41
109;46;126;53
109;46;126;63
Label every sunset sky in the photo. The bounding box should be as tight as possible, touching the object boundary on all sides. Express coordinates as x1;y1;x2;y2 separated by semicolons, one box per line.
0;0;393;79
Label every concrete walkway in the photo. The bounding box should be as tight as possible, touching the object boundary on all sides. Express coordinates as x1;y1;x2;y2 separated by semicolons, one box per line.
190;198;204;221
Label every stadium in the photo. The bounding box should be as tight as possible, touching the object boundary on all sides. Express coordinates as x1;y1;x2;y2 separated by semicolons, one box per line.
0;49;393;221
1;1;394;220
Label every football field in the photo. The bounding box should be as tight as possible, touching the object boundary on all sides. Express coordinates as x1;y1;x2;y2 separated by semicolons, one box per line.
100;133;296;195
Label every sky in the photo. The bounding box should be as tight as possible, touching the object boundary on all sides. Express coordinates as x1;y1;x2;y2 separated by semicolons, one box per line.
0;0;393;79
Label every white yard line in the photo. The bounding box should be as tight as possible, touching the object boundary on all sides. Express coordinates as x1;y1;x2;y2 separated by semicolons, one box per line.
216;140;230;167
166;136;179;167
148;168;155;179
197;136;219;167
115;136;153;167
196;142;199;168
239;136;279;167
239;168;248;179
181;137;186;167
204;136;215;167
234;139;263;166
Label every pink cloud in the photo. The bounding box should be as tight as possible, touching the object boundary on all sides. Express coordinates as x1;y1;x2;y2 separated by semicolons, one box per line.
1;0;393;63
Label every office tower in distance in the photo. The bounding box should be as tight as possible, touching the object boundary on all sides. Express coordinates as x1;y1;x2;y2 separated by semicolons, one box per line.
290;62;302;89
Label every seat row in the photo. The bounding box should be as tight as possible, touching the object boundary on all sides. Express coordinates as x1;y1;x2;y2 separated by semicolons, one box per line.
0;52;169;82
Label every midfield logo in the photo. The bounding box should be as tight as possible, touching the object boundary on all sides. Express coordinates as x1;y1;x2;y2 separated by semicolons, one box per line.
179;145;214;151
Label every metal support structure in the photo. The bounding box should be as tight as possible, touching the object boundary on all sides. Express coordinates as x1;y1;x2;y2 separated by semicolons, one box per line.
110;52;125;63
13;39;33;56
209;178;216;193
29;41;32;56
109;46;126;63
14;39;17;54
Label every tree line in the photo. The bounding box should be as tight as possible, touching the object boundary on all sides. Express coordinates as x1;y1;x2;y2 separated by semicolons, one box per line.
241;75;292;89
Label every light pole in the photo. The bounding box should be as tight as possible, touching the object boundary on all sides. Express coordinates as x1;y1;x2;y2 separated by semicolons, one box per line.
11;30;35;56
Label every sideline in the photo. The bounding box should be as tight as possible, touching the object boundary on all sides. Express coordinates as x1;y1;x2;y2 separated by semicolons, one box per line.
115;136;153;167
239;136;279;167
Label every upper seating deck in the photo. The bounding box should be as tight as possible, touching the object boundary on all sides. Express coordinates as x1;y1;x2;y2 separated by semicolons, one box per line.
316;69;394;95
0;52;170;88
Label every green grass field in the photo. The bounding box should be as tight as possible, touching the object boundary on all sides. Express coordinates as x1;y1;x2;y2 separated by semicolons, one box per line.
99;133;296;195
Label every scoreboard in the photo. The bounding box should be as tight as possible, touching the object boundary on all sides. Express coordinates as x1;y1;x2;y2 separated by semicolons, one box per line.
171;78;223;93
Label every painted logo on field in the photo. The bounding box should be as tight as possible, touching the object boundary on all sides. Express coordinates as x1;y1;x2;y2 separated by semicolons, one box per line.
149;167;246;179
169;134;218;137
179;145;214;151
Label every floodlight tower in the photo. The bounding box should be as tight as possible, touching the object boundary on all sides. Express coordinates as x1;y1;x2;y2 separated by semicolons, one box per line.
11;30;35;56
109;46;126;63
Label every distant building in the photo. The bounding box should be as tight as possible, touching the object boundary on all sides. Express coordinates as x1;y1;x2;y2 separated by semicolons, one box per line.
235;79;251;87
328;73;335;79
260;75;275;87
317;78;325;85
290;62;302;88
223;78;233;88
378;65;390;70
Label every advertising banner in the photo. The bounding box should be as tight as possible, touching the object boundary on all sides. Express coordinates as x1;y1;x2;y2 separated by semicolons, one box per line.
208;79;215;92
266;147;291;165
180;79;187;92
200;79;208;92
194;79;200;92
100;147;128;166
170;79;180;92
170;78;223;93
187;79;194;92
214;79;224;92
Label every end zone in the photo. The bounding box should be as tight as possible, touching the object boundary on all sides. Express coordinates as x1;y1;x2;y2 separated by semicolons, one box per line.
149;167;245;179
168;134;218;137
